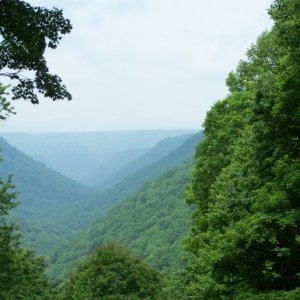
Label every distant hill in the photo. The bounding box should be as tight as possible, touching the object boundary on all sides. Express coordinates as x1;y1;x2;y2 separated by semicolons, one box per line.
81;148;146;187
0;137;95;254
1;130;197;181
48;162;194;279
0;137;93;217
89;133;195;189
0;131;201;258
90;132;202;209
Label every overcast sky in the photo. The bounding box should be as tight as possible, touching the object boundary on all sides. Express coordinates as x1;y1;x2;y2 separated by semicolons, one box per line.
1;0;273;132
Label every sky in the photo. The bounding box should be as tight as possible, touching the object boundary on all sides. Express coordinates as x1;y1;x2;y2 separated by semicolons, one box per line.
1;0;273;132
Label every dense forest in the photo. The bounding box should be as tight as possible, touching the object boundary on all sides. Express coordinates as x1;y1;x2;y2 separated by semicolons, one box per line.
0;0;300;299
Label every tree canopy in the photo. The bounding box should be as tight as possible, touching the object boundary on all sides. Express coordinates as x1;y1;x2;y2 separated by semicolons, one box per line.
61;244;162;300
0;0;72;103
185;1;300;299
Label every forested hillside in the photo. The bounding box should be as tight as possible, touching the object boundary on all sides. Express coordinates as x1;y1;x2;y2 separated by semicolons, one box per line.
0;132;201;259
185;1;300;298
87;133;202;211
81;148;146;187
0;136;96;254
48;162;193;279
90;133;194;189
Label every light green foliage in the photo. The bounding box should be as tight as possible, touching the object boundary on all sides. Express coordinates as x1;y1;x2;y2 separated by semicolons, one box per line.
60;244;162;300
185;1;300;299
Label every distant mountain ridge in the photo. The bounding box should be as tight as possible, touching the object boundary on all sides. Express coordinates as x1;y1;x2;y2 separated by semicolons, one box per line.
1;130;197;181
82;132;203;213
81;148;147;187
90;133;195;189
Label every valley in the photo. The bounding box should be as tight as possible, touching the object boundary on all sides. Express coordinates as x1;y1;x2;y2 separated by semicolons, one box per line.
0;130;201;272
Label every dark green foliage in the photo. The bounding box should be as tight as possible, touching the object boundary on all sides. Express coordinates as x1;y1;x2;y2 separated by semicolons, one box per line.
0;165;54;299
48;162;194;280
185;1;300;299
0;0;72;103
60;244;162;300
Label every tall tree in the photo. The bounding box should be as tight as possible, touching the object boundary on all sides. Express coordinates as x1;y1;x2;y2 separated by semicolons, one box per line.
0;0;72;103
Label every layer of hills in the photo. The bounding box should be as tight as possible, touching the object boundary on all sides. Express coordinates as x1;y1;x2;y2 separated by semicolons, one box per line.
2;129;196;181
0;131;202;262
48;162;194;279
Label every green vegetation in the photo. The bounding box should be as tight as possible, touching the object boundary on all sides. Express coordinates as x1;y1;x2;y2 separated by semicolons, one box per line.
0;132;201;258
60;244;162;300
48;162;194;279
185;0;300;298
1;0;300;299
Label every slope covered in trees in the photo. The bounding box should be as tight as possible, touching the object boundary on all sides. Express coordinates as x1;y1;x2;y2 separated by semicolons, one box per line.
0;136;96;254
48;162;194;280
81;148;146;187
0;132;201;257
88;133;202;211
185;1;300;298
92;133;196;189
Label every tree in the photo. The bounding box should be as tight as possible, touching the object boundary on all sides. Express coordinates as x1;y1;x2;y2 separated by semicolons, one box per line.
60;244;162;300
0;0;72;103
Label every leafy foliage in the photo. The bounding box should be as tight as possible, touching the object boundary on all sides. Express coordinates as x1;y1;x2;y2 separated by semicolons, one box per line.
185;1;300;299
60;244;162;300
0;0;72;103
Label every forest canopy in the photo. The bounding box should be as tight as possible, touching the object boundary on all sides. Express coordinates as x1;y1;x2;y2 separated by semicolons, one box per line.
185;0;300;299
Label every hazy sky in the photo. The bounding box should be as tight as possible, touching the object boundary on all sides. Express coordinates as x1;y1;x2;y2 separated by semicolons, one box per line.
1;0;273;132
